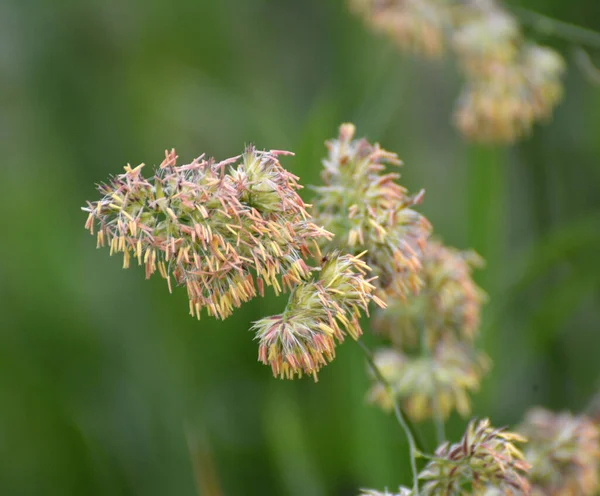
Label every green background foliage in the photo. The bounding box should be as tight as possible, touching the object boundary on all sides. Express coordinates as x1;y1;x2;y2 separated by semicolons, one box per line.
1;0;599;494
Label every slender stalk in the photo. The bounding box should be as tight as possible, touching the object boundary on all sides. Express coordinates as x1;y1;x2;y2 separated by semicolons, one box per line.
431;395;446;447
358;339;420;495
510;6;600;50
419;326;446;446
574;47;600;86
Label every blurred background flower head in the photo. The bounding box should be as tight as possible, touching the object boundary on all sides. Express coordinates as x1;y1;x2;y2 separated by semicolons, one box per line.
367;342;490;420
372;240;485;348
518;408;600;495
351;0;566;143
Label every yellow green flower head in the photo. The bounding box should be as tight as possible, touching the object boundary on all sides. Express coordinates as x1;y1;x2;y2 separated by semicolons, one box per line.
349;0;565;144
452;6;521;76
312;123;431;299
454;42;564;144
373;240;485;349
521;44;565;120
454;72;533;144
253;252;385;381
367;341;489;421
419;419;531;495
518;408;600;495
450;5;565;144
83;147;330;320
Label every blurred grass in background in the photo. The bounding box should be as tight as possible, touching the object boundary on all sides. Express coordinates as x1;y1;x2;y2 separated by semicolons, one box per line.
1;0;600;494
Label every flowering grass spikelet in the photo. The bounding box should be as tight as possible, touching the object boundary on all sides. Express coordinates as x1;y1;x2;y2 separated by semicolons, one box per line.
312;123;431;299
83;146;330;320
373;240;485;349
521;44;565;121
367;341;490;421
451;5;565;143
452;5;521;77
350;0;449;58
454;44;565;144
518;408;600;495
419;418;531;495
348;0;566;144
253;252;385;380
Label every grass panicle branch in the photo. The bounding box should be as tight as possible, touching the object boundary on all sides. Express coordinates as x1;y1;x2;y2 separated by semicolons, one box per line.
82;124;600;496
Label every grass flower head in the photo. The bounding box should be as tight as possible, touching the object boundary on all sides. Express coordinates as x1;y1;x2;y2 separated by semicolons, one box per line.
367;341;490;421
253;252;385;380
351;0;449;58
419;419;531;495
519;408;600;495
312;124;431;299
373;240;485;349
84;147;330;320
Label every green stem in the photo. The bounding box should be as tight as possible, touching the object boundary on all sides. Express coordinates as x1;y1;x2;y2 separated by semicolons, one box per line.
419;327;446;446
510;6;600;50
357;340;420;495
431;394;446;447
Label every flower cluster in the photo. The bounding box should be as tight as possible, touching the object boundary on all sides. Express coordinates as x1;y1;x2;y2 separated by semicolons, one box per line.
452;7;520;75
84;147;330;320
310;126;490;419
311;123;431;300
518;408;600;495
367;341;489;421
419;419;531;495
349;0;565;143
349;0;448;58
83;128;430;381
372;241;485;348
362;419;531;495
367;239;488;422
453;6;565;143
253;252;385;380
